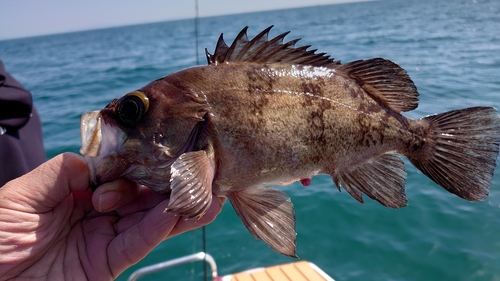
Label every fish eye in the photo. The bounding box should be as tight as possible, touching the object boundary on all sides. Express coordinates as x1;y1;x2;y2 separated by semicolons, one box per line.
116;91;149;126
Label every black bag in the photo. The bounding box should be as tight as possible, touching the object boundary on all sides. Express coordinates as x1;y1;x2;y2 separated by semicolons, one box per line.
0;61;33;132
0;60;46;186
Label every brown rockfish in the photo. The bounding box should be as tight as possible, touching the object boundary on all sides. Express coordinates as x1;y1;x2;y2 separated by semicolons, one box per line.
80;26;500;257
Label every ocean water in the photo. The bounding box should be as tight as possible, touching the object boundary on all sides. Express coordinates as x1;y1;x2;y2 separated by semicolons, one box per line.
1;0;500;280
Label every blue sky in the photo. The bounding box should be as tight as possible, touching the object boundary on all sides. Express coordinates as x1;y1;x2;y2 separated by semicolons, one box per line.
0;0;364;40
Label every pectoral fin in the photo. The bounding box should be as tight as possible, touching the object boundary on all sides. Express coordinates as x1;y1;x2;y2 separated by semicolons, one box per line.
228;187;297;258
332;153;408;208
167;150;215;218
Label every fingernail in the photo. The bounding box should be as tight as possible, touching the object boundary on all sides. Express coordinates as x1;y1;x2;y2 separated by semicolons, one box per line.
99;191;122;212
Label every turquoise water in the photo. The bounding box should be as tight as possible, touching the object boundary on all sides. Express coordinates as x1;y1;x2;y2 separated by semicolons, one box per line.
2;0;500;280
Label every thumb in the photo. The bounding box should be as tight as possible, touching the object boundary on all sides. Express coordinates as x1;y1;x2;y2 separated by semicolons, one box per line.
1;152;90;213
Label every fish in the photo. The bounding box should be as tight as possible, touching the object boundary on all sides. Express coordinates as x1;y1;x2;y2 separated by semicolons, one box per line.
80;26;500;257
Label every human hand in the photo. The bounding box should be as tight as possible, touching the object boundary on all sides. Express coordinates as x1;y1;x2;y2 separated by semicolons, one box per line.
0;152;224;280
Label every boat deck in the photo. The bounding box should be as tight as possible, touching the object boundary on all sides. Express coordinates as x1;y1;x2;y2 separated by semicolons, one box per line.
224;261;334;281
127;252;335;281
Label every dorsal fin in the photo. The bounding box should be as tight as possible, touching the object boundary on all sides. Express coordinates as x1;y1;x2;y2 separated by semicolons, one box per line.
205;26;340;67
336;58;419;113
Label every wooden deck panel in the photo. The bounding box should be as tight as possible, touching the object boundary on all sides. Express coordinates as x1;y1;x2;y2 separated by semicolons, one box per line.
266;265;289;280
295;262;328;281
232;273;254;281
279;262;308;281
229;261;329;281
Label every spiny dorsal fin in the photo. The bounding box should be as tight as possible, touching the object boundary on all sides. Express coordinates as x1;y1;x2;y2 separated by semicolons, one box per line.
205;26;340;67
336;58;419;113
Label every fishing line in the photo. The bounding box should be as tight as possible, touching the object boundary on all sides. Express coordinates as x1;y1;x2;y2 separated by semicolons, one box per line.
195;0;200;66
193;1;208;281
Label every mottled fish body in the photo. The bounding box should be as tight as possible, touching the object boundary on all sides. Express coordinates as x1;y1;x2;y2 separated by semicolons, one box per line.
80;26;500;257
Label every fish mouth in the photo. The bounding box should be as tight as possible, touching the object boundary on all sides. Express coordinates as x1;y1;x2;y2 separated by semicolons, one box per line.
80;111;126;187
80;111;102;157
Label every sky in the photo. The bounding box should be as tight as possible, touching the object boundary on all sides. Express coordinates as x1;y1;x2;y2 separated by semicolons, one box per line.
0;0;364;41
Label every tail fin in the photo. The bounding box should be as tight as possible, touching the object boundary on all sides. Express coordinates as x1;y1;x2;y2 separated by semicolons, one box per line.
408;107;500;201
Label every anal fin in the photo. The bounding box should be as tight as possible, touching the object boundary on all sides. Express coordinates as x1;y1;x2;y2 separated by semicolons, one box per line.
333;154;408;208
228;187;297;258
167;150;215;218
